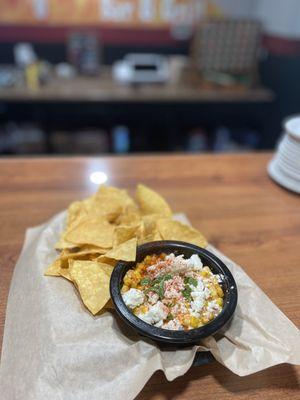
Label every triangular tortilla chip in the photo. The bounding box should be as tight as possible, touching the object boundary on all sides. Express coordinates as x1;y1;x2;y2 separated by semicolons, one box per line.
95;186;138;214
136;184;172;216
59;267;72;281
104;237;137;262
96;256;117;267
97;262;114;277
60;245;108;260
44;258;72;280
44;258;62;277
113;225;139;246
65;217;114;248
69;260;111;315
55;235;79;251
138;230;162;245
157;219;207;248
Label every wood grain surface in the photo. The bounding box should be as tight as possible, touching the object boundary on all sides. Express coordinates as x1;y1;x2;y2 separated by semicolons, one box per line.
0;153;299;399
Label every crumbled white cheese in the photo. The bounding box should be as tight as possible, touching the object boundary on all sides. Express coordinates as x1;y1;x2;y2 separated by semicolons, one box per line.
191;297;205;313
137;301;168;325
190;310;201;318
215;274;224;283
191;279;210;298
190;279;210;313
206;299;221;316
164;253;189;274
122;288;144;309
187;254;203;270
162;319;183;330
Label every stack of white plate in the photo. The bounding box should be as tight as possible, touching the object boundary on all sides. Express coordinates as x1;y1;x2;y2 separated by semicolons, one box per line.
268;116;300;194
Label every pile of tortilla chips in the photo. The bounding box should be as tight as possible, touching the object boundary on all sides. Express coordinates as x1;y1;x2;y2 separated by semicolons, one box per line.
45;184;207;315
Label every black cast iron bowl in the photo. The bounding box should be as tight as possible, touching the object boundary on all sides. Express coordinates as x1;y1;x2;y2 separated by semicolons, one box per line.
110;240;238;345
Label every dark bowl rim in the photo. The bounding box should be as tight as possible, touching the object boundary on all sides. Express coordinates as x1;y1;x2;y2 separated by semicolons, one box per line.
110;240;238;344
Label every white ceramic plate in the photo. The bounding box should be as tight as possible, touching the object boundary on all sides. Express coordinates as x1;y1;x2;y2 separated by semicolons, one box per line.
285;135;300;150
281;136;300;150
279;142;300;160
278;151;300;169
276;157;300;181
268;159;300;194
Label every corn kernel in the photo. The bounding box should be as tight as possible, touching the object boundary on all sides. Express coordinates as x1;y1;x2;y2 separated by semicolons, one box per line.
136;263;145;273
201;266;212;277
123;276;131;287
135;304;148;315
183;316;190;327
190;316;200;329
140;305;148;314
124;270;134;280
216;285;224;297
216;298;223;307
203;266;212;274
121;285;129;294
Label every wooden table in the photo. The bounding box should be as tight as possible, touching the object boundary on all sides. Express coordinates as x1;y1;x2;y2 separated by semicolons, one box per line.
0;153;299;399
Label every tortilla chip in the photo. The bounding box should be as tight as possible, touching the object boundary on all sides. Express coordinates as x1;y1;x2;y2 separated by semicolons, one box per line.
69;260;111;315
91;198;123;223
136;184;172;217
95;186;137;214
104;237;137;261
116;210;141;227
96;185;132;202
138;230;162;245
67;194;123;230
104;299;114;309
65;217;114;248
157;219;207;248
142;214;161;236
55;235;79;251
60;245;108;260
44;258;62;277
45;258;72;280
97;262;114;277
113;225;139;246
59;266;72;281
96;256;117;267
66;200;89;230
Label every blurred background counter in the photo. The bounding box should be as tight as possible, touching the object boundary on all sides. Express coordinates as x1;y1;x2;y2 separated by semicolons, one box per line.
0;0;299;156
0;67;274;153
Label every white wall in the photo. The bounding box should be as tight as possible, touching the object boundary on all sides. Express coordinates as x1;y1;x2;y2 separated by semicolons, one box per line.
258;0;300;39
210;0;300;38
212;0;259;18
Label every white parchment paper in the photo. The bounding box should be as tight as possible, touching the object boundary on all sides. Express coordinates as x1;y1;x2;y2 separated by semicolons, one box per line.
0;211;299;400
